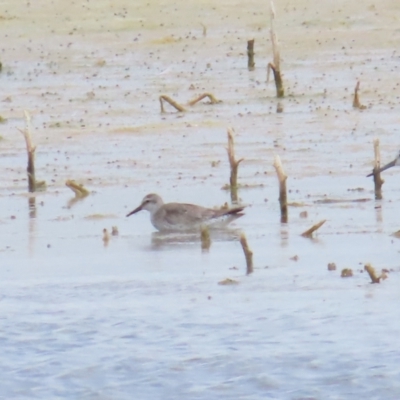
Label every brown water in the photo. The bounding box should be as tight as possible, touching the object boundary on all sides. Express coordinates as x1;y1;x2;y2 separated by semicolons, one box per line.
1;0;400;398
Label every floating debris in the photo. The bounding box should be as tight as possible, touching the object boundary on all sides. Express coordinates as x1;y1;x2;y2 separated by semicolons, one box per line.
159;95;186;113
65;180;90;198
327;262;337;271
187;93;221;106
111;226;119;236
102;228;110;247
364;263;385;284
218;278;239;286
341;268;353;278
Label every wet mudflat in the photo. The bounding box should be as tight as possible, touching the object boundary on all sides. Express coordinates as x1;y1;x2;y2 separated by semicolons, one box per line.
1;0;400;398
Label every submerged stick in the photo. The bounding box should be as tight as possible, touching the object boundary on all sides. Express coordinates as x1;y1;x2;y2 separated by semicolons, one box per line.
301;220;326;238
247;39;255;71
372;139;384;200
159;95;186;113
353;81;366;110
267;1;284;98
240;233;253;275
187;93;221;106
273;155;288;223
227;127;244;203
200;225;211;251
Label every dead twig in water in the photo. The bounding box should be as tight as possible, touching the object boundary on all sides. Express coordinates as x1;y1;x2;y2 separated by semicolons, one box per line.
159;95;186;113
301;220;326;238
187;93;221;106
364;263;383;284
66;180;90;198
273;155;288;223
200;225;211;251
227;128;244;203
240;233;253;275
247;39;255;71
353;81;366;110
17;110;46;192
371;139;384;200
267;1;284;98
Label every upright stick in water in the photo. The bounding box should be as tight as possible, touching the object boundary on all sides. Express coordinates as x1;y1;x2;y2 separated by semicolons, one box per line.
18;111;45;192
273;155;288;223
267;1;284;98
240;233;253;275
227;128;244;204
247;39;255;71
372;139;384;200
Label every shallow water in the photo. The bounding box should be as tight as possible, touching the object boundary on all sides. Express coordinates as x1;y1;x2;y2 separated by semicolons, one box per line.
1;0;400;398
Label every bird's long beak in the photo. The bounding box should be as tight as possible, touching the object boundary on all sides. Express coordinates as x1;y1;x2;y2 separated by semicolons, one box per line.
366;159;396;177
126;204;143;217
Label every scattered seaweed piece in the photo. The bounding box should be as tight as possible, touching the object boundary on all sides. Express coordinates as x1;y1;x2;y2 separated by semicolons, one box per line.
17;110;46;192
267;1;284;97
111;226;119;236
226;127;244;203
218;278;239;286
239;232;253;275
341;268;353;278
352;81;366;110
159;95;186;113
200;225;211;251
327;262;337;271
247;39;255;71
273;155;288;223
371;139;384;200
187;93;221;106
301;220;326;238
314;198;370;204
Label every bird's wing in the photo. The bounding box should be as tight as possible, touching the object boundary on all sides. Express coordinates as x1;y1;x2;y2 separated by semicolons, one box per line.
161;203;214;225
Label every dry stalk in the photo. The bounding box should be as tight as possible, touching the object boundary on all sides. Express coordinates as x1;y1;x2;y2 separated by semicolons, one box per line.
364;263;381;284
372;139;384;200
159;95;186;113
247;39;255;71
200;225;211;251
301;220;326;238
103;228;110;247
353;81;366;109
273;155;288;223
18;111;37;192
239;232;253;275
187;93;221;106
267;1;284;98
227;127;244;203
200;23;207;37
66;180;90;198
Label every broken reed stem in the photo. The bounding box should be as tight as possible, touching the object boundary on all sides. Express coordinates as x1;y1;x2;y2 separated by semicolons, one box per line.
18;110;36;192
65;180;90;198
187;93;221;106
364;263;381;284
267;1;284;98
301;219;326;238
240;233;253;275
372;139;384;200
247;39;255;71
273;155;288;223
227;127;244;204
353;81;366;109
159;95;186;113
200;225;211;251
